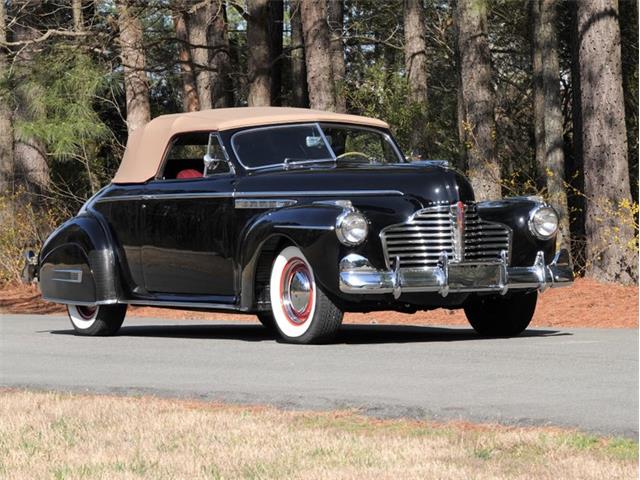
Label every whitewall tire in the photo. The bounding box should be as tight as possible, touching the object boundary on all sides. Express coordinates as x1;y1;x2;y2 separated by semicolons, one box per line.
67;304;127;336
269;246;343;344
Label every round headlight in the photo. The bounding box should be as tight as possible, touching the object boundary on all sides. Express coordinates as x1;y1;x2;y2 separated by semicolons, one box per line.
336;210;368;246
528;205;559;240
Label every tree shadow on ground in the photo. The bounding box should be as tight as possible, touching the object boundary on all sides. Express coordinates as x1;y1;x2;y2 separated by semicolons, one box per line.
49;323;571;344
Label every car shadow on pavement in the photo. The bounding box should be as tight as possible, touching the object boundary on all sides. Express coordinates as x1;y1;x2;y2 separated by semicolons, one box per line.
49;323;571;344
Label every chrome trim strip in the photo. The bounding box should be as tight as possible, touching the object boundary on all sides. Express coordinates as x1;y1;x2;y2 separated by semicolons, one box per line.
238;190;403;198
275;225;334;231
126;299;238;310
51;269;83;284
141;192;232;201
95;194;145;202
97;189;403;203
234;199;297;209
41;296;118;306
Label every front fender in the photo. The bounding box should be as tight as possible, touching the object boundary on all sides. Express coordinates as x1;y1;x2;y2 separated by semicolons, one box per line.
38;214;119;305
477;198;556;266
238;205;345;310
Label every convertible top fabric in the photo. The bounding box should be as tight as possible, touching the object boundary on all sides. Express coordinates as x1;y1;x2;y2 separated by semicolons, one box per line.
112;107;389;184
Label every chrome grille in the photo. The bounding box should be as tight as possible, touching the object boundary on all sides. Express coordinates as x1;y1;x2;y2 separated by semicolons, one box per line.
380;204;510;268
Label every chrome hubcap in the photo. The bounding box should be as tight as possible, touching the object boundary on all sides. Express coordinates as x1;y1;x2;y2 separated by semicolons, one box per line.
281;258;313;325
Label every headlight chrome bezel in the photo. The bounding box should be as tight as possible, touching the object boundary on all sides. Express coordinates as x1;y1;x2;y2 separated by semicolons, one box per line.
336;210;369;246
528;205;559;240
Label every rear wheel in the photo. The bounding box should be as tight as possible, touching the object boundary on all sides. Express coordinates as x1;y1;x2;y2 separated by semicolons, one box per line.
464;291;537;337
67;304;127;336
269;246;343;344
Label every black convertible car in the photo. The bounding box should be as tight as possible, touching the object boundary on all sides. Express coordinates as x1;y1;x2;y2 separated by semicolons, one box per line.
35;107;572;343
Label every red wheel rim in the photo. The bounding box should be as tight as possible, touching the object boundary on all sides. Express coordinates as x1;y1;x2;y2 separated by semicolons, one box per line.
279;257;314;326
76;306;97;320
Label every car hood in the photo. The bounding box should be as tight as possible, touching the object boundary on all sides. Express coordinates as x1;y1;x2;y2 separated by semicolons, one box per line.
239;163;475;207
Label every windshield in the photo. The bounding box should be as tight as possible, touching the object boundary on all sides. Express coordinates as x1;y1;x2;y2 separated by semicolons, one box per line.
231;123;404;170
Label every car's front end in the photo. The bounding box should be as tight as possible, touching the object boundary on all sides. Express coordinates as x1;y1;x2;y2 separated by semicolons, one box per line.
337;196;573;302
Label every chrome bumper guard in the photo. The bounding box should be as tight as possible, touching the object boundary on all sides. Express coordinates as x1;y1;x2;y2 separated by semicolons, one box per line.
339;248;573;299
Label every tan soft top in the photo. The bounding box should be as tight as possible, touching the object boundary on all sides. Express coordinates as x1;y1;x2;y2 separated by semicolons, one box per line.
112;107;389;184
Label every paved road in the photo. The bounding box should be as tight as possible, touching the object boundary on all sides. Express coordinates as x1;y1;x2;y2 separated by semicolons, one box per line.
1;314;637;437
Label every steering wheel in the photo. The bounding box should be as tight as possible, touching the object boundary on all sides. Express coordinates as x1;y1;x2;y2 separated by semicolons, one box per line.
335;151;371;162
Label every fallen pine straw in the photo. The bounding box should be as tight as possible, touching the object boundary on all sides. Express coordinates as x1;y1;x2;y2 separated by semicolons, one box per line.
0;390;637;479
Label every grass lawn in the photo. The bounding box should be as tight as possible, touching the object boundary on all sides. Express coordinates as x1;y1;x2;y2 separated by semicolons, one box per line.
0;390;637;479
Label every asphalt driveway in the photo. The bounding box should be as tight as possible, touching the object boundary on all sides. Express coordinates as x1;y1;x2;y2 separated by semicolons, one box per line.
1;314;637;437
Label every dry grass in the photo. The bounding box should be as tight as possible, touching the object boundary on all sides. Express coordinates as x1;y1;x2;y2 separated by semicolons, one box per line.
0;390;637;480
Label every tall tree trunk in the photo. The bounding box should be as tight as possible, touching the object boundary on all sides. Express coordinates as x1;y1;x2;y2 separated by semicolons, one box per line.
188;0;212;109
12;22;49;190
289;0;308;107
300;0;336;111
72;0;84;32
532;0;571;249
539;0;570;250
117;0;151;133
404;0;429;156
576;0;637;283
0;0;13;196
328;0;346;112
210;0;233;107
531;0;545;185
569;2;586;263
247;0;271;106
269;0;283;105
456;0;500;200
173;6;200;112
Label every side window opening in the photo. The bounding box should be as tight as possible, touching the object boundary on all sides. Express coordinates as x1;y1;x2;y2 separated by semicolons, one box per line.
160;132;230;180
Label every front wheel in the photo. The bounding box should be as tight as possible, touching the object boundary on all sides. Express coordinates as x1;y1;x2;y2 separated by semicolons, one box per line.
269;246;343;344
67;304;127;336
464;291;537;337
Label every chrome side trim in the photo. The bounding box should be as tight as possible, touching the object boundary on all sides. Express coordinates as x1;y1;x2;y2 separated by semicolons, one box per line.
51;269;83;284
234;199;297;209
95;194;145;203
41;296;118;306
141;192;233;201
275;225;334;231
236;190;403;198
126;299;239;310
97;190;403;204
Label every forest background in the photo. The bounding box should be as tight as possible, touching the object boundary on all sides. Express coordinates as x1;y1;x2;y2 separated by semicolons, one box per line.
0;0;637;285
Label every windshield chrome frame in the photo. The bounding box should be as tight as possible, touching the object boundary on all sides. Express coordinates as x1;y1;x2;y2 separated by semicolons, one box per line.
230;122;404;171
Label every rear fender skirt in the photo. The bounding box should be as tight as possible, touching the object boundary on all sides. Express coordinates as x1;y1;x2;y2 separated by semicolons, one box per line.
238;205;344;310
38;215;119;304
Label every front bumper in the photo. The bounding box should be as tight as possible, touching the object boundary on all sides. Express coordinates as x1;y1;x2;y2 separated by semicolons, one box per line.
339;248;573;298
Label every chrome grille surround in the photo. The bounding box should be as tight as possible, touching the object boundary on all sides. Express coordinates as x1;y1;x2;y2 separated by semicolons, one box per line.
379;203;511;269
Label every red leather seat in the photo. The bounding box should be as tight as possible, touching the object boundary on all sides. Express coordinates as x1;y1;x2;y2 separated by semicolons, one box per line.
176;169;203;179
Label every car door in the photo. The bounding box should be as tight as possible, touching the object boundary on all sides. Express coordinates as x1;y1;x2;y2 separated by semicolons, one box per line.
140;132;237;298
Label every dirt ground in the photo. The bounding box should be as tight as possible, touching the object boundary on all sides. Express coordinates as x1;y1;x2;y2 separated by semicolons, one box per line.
1;278;637;328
